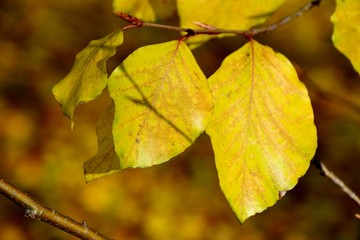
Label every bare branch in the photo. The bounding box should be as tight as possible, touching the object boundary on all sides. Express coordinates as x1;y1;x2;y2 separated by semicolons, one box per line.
248;0;322;35
312;159;360;219
114;0;322;37
0;176;111;240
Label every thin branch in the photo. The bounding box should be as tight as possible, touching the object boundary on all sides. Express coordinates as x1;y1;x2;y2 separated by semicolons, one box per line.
0;176;111;240
114;0;322;37
312;159;360;218
113;12;246;35
248;0;322;35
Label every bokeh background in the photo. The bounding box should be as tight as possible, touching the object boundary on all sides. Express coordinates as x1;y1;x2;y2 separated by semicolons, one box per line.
1;0;360;239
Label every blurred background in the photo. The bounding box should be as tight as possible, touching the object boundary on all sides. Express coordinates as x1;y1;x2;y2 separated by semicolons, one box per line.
1;0;360;239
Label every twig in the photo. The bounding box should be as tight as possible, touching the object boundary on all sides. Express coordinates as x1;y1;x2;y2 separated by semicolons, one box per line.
114;0;322;37
312;159;360;218
248;0;322;35
113;12;245;35
0;176;111;240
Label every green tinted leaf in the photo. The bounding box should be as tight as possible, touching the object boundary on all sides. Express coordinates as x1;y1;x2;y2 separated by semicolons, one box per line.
177;0;284;47
52;30;123;121
206;40;317;222
108;40;213;168
331;0;360;74
113;0;176;21
84;102;120;182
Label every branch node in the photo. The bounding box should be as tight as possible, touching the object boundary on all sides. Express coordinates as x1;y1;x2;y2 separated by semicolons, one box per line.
25;209;38;219
82;220;88;228
312;0;322;6
185;29;196;37
243;32;253;40
113;11;143;27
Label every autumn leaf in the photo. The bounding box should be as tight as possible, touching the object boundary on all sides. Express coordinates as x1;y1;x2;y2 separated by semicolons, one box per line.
108;40;213;169
177;0;284;47
113;0;176;22
206;40;317;222
331;0;360;75
84;102;120;182
52;30;123;121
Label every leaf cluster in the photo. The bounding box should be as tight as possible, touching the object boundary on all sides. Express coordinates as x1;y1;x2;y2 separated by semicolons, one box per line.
53;0;359;223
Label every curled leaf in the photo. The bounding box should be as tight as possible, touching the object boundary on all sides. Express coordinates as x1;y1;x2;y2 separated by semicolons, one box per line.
52;30;123;121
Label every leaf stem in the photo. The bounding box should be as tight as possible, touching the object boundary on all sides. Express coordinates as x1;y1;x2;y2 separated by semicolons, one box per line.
0;176;111;240
114;0;322;37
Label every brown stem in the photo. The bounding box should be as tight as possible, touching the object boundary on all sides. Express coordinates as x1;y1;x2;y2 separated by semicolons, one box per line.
0;176;111;240
248;0;322;35
312;159;360;218
114;0;322;37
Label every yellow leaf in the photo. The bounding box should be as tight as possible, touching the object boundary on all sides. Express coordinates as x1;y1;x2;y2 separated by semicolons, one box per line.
206;40;317;222
113;0;176;22
177;0;284;47
52;30;123;121
84;102;120;182
108;40;213;168
331;0;360;74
